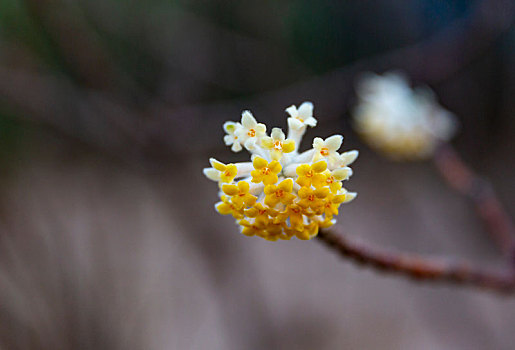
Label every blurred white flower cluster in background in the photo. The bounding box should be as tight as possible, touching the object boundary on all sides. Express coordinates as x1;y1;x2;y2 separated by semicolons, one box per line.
353;72;458;160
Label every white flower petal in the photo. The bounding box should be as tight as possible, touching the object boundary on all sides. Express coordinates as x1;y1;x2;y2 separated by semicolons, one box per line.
304;116;317;127
224;135;233;146
343;192;357;203
298;102;313;119
234;127;247;141
231;142;242;152
235;162;253;176
223;121;238;134
255;123;267;136
287;117;304;131
328;154;340;168
244;137;257;150
313;137;324;149
295;149;315;163
271;127;285;141
203;168;220;181
325;135;343;152
337;188;348;195
241;110;257;128
283;163;301;177
285;105;298;118
249;182;264;196
339;150;359;166
333;167;352;180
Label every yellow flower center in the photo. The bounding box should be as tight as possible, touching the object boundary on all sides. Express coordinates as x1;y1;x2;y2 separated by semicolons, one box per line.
259;209;267;215
320;147;330;156
224;170;232;177
275;189;284;198
274;141;282;151
326;176;334;184
292;207;301;214
306;170;314;178
248;129;256;137
308;195;315;201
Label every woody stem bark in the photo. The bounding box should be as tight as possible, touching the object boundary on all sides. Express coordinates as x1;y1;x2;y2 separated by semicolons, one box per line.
317;229;515;294
433;143;515;267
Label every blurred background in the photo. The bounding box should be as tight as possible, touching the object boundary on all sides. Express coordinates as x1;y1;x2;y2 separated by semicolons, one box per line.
0;0;514;349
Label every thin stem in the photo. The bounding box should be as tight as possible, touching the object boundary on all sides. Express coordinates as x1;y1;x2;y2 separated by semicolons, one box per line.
433;143;515;266
317;229;515;294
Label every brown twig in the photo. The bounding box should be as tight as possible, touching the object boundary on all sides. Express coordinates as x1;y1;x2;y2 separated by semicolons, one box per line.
433;143;515;265
317;229;515;294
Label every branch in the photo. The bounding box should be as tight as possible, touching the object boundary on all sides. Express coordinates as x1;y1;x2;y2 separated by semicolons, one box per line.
433;143;515;264
317;229;515;294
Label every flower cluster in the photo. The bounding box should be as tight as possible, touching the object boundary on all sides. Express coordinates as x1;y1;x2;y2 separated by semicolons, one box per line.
203;102;358;241
352;72;457;160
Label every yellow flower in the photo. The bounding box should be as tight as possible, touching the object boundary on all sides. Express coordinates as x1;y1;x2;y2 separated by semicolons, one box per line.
204;102;358;241
298;187;330;212
222;181;257;207
203;159;253;187
251;156;282;185
321;193;347;218
215;196;244;219
322;167;352;193
209;158;238;183
261;128;295;161
318;217;336;229
294;222;319;240
245;203;278;219
295;160;327;188
264;179;296;207
276;204;310;231
239;217;289;241
262;222;290;241
239;217;267;237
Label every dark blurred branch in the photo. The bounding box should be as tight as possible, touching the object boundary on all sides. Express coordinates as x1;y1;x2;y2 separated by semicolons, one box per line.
0;67;148;163
317;229;515;294
149;0;515;155
0;0;513;160
433;143;515;265
24;0;126;92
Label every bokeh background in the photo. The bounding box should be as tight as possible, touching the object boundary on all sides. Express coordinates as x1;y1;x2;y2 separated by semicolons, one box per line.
0;0;514;349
